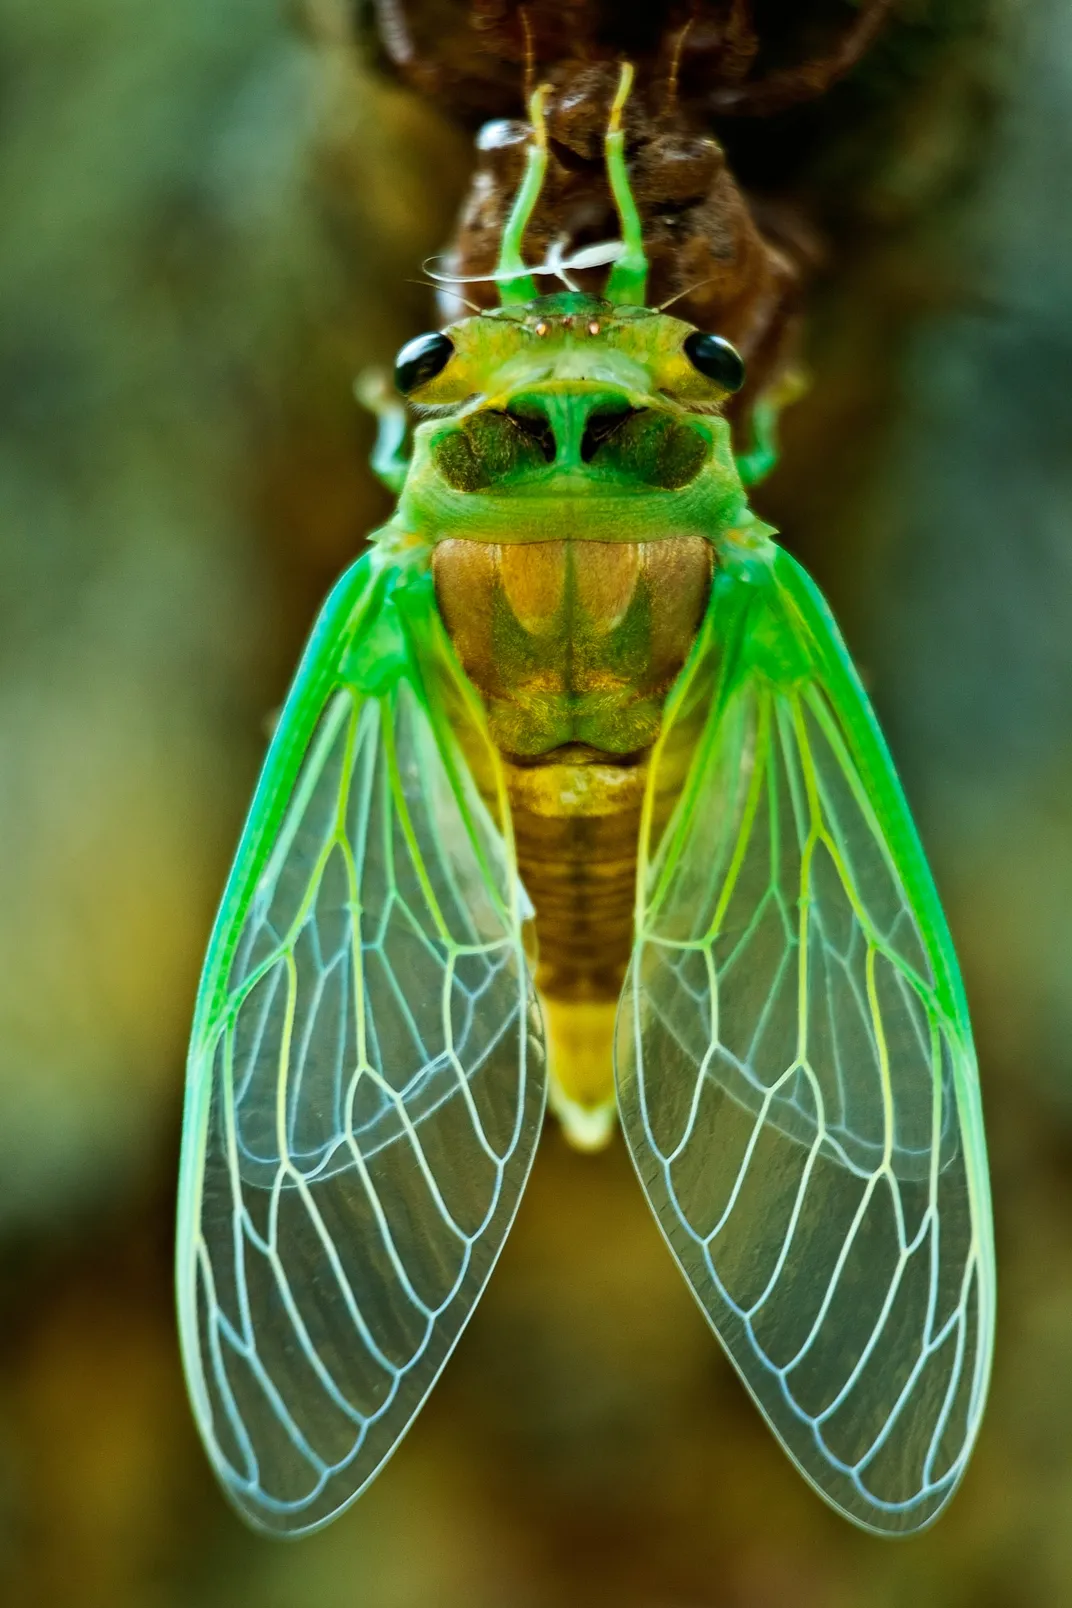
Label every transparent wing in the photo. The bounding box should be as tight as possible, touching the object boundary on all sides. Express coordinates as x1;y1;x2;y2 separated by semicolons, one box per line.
177;555;546;1535
617;545;994;1534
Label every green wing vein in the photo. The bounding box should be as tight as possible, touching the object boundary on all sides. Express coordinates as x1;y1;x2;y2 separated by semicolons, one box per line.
177;557;546;1534
617;546;994;1534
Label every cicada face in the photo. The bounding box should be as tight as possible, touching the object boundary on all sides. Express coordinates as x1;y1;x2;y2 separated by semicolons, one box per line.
395;293;750;548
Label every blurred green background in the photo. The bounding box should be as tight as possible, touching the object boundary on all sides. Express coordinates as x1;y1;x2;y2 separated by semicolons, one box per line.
1;0;1071;1603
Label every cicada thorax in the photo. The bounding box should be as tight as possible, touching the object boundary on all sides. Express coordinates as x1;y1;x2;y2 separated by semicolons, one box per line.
433;537;712;757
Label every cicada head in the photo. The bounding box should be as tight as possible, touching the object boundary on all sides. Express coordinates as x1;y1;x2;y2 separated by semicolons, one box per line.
404;293;739;481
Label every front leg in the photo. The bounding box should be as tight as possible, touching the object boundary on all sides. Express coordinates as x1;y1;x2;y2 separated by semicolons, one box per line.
355;368;410;495
736;367;809;487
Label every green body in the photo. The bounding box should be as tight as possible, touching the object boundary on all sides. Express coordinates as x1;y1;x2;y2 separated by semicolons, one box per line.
176;65;995;1542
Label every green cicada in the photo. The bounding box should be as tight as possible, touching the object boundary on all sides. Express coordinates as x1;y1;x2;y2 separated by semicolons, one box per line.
176;65;994;1537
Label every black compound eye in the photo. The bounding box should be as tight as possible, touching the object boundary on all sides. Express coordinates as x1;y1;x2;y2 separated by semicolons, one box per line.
683;331;746;393
394;331;455;394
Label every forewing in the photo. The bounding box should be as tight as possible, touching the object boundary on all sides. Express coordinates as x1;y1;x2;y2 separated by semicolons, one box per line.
177;557;546;1534
617;547;994;1534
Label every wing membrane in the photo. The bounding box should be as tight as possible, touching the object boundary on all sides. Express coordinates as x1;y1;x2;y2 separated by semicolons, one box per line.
617;546;994;1533
177;555;546;1534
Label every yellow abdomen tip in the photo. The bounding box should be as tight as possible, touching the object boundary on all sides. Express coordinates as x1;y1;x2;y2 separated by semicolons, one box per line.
541;995;618;1152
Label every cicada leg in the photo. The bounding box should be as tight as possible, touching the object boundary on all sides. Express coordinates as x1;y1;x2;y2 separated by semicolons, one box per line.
354;368;410;494
736;366;809;486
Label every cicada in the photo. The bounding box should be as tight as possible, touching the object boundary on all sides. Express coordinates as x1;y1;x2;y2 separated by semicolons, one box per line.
176;65;994;1538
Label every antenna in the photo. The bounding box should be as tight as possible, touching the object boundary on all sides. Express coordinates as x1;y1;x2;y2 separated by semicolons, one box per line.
663;19;693;119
